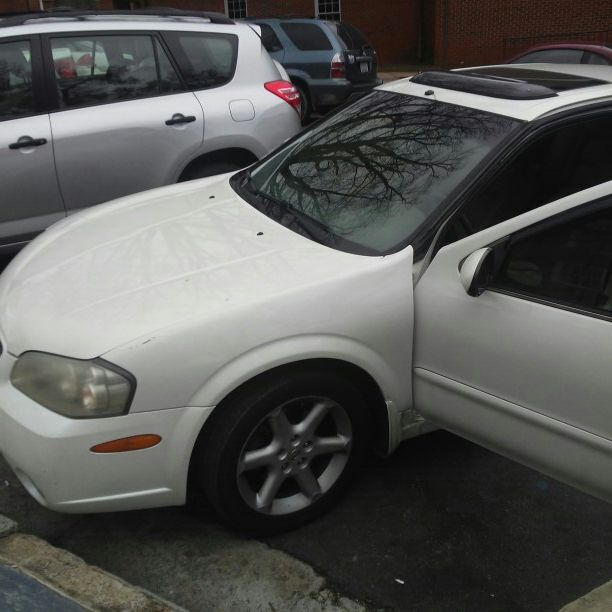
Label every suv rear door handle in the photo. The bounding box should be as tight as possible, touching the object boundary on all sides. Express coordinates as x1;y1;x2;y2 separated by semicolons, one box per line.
165;114;196;126
9;137;48;150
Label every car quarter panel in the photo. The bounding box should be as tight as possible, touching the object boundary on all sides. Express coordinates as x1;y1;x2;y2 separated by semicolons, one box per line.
104;245;415;419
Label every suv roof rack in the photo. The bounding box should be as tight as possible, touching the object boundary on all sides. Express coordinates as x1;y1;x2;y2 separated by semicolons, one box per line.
0;8;235;28
412;67;607;100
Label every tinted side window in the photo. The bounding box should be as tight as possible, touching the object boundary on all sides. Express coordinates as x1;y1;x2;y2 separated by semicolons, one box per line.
51;35;175;108
445;116;612;242
584;51;610;65
167;32;237;90
336;23;370;50
281;23;333;51
0;40;34;120
512;49;584;63
492;202;612;316
257;23;283;52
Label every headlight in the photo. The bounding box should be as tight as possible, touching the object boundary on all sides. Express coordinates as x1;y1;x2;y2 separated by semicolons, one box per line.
10;352;134;418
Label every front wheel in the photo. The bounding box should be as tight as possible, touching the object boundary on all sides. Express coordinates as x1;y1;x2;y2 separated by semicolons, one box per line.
195;370;369;533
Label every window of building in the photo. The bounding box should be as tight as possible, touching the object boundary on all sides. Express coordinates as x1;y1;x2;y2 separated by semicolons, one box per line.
226;0;247;19
316;0;341;21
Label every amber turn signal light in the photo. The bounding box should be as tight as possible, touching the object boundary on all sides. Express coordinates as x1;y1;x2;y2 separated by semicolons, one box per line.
90;434;161;453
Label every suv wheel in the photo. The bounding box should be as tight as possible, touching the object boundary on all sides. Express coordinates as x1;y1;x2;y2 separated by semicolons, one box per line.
294;82;311;122
195;369;369;533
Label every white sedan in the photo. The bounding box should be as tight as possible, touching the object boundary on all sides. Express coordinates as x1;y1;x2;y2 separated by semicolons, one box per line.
1;63;612;532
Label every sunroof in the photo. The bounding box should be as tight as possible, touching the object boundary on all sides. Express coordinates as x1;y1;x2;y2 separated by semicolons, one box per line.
412;68;607;100
463;67;608;92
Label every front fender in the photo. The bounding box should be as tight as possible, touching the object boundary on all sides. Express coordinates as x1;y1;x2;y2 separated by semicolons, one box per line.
188;333;398;407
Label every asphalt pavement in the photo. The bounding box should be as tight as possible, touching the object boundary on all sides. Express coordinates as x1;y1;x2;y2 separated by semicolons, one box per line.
2;430;612;611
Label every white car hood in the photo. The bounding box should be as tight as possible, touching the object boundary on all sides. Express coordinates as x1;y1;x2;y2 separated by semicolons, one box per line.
0;175;373;359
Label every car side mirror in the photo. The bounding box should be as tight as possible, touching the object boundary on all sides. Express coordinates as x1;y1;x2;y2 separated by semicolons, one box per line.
460;247;493;297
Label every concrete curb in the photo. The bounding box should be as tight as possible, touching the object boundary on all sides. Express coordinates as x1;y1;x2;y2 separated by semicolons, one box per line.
0;514;17;537
560;581;612;612
0;514;185;612
0;513;366;611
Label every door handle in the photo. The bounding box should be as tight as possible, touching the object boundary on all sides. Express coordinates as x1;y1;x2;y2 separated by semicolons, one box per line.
9;137;48;150
165;114;196;126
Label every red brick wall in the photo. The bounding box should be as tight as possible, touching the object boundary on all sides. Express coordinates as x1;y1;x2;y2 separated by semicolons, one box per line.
0;0;42;11
0;0;113;11
432;0;612;66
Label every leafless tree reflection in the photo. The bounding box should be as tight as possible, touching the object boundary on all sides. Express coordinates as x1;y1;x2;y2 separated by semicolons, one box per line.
252;92;517;252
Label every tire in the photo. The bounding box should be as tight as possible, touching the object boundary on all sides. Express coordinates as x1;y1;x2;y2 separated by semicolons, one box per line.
195;369;369;533
294;82;311;123
179;161;243;182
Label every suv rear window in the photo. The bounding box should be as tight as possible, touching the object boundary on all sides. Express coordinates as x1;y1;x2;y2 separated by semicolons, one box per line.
332;23;370;50
280;23;333;51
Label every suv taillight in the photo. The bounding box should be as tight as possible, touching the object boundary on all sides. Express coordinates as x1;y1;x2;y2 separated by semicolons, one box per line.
264;80;301;115
330;52;345;79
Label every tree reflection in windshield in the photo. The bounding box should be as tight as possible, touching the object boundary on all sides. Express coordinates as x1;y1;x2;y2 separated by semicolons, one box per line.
249;91;519;254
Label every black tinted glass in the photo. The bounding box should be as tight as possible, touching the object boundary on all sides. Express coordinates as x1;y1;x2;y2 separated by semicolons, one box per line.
156;40;182;92
172;32;237;89
0;40;34;119
513;48;584;64
445;116;612;243
584;51;610;65
492;202;612;316
336;23;370;50
51;35;163;108
258;23;283;52
281;23;333;51
246;91;519;254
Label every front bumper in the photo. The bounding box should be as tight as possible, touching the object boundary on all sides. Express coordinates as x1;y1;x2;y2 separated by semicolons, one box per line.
0;353;213;513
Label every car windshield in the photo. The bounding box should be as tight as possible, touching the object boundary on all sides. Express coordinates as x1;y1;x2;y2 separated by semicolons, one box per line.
236;91;521;255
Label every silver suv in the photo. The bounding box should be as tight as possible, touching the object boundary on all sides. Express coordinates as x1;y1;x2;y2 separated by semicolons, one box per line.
0;9;301;251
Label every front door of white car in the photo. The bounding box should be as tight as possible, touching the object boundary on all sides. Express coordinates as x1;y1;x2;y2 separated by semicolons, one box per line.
44;32;204;211
413;181;612;503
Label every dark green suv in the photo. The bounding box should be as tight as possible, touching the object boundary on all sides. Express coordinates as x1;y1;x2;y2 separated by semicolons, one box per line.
252;18;381;121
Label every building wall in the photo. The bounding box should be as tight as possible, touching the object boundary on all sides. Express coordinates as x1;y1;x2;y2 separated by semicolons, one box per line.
432;0;612;66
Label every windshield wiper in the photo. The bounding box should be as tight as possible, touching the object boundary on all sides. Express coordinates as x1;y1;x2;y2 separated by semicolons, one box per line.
233;169;339;247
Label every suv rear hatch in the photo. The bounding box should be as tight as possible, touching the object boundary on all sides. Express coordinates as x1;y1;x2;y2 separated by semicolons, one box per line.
327;22;378;83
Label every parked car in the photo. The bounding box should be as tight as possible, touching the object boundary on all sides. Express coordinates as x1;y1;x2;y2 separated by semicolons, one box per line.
250;17;381;121
507;42;612;65
0;9;301;252
2;64;612;533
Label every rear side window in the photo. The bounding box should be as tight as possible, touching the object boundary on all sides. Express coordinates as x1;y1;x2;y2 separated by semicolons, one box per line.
335;23;370;50
512;49;584;63
257;23;283;53
0;40;34;120
165;32;237;90
492;201;612;317
280;23;333;51
50;35;182;108
584;51;610;65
